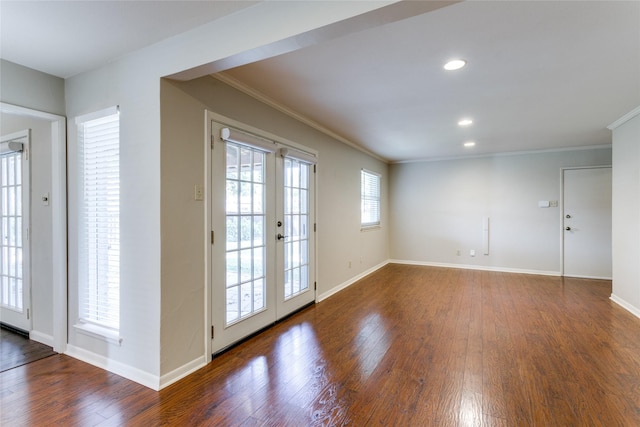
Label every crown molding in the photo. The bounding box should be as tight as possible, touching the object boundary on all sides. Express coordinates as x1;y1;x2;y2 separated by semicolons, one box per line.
393;144;612;164
607;105;640;130
212;72;389;164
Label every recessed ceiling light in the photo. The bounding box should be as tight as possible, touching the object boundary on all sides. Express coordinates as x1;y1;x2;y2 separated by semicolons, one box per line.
444;59;467;71
464;141;476;148
458;118;473;126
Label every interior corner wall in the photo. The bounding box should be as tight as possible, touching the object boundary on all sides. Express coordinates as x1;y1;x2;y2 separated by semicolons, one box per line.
611;112;640;316
389;148;612;274
159;76;389;375
0;114;54;342
0;60;65;116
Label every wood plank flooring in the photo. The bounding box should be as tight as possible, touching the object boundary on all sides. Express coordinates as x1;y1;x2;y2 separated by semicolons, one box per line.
2;264;640;426
0;327;56;372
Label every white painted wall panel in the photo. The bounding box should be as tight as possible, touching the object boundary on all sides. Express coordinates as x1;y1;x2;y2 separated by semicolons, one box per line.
611;111;640;315
390;148;612;274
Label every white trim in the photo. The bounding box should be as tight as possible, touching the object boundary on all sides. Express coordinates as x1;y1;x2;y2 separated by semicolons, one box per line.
317;260;389;302
213;72;387;163
159;355;208;390
0;102;67;354
74;105;118;125
610;294;640;319
29;330;54;347
389;259;561;277
65;344;160;390
204;111;213;367
563;274;613;280
607;105;640;130
394;144;612;164
73;322;122;345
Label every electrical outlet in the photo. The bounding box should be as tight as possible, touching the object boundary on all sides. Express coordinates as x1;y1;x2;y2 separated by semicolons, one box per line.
348;261;352;268
549;200;558;207
456;250;461;256
470;249;476;257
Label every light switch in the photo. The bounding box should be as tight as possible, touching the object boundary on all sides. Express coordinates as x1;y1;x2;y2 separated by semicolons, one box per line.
538;200;550;208
194;185;204;201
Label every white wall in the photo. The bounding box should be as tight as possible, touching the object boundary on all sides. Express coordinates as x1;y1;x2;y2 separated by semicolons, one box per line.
390;148;612;274
0;60;65;116
610;109;640;317
159;76;389;375
0;114;54;341
63;2;396;388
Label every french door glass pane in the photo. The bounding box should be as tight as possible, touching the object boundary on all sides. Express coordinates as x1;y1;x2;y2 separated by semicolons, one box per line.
0;153;23;311
284;159;310;300
225;142;266;325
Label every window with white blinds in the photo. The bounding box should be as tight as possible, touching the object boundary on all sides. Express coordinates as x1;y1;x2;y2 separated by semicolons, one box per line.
77;107;120;331
361;169;381;227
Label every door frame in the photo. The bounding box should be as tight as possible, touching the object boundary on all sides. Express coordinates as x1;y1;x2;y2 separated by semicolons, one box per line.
0;102;67;352
204;111;318;360
559;165;612;277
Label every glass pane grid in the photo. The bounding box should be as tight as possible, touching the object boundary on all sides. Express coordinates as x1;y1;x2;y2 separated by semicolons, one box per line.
284;159;310;300
225;143;266;325
0;153;23;311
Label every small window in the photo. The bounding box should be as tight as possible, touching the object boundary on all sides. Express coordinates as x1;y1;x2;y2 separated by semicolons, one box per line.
361;169;381;228
76;107;120;332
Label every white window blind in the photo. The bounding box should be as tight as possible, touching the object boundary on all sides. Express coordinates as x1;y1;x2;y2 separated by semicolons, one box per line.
77;108;120;331
361;169;381;227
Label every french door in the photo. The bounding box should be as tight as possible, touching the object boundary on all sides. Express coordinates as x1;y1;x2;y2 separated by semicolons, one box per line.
0;131;30;331
211;122;315;354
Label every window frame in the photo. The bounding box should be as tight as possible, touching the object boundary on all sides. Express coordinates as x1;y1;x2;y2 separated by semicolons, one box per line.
360;169;381;229
74;106;121;342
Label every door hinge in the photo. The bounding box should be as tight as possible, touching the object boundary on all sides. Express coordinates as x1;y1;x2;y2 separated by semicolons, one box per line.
211;230;214;244
314;282;317;290
211;134;215;149
27;309;30;320
211;325;214;339
24;148;29;161
313;164;316;173
314;223;317;232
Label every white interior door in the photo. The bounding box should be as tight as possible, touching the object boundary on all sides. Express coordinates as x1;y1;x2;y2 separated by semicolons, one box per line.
211;121;316;354
0;130;30;331
563;167;612;279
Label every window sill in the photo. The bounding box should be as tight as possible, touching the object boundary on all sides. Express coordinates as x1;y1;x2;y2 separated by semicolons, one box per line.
361;225;381;232
74;322;122;346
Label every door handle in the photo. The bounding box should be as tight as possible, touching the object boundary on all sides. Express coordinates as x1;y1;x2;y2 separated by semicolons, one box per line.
565;227;571;231
277;233;287;240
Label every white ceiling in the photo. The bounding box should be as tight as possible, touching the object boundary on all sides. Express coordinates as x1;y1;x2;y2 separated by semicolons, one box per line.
0;0;257;79
1;1;638;162
223;1;640;162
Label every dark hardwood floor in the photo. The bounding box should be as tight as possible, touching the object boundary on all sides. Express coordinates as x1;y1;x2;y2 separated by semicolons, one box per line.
0;327;56;372
2;264;640;426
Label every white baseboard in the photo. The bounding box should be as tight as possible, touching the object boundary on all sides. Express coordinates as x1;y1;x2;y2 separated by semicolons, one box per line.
29;330;54;347
610;294;640;319
317;260;390;302
563;274;613;280
65;344;160;390
389;259;561;277
159;356;208;390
